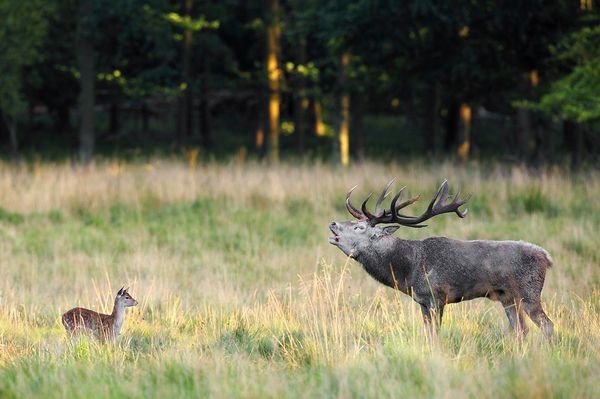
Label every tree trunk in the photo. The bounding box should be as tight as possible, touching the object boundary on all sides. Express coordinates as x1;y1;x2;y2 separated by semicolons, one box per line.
425;82;441;155
563;119;582;170
199;56;212;149
254;91;268;158
1;112;20;167
515;107;532;161
266;0;281;163
514;70;541;163
54;106;71;142
293;38;307;155
313;99;325;137
77;0;96;165
456;103;471;162
293;95;306;155
338;51;351;167
351;92;365;161
444;101;460;152
141;102;150;134
109;101;119;135
178;0;193;144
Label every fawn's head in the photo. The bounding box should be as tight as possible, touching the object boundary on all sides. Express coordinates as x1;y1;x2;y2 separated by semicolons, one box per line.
329;180;470;258
115;287;138;307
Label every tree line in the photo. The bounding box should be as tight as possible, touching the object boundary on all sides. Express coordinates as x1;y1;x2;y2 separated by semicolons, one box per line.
0;0;598;167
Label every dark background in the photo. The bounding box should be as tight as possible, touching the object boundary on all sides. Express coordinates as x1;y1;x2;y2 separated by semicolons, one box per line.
0;0;598;167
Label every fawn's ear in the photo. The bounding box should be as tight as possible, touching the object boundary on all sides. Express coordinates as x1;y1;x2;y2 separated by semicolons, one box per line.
117;287;124;296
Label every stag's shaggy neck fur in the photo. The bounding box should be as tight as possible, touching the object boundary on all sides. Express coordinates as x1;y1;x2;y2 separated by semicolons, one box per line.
355;236;422;293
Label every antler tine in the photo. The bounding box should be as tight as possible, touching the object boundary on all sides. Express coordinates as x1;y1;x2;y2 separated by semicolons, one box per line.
395;180;470;227
374;179;395;216
394;194;420;216
344;180;469;228
345;185;365;220
452;191;472;218
426;179;448;212
388;186;405;215
361;194;377;220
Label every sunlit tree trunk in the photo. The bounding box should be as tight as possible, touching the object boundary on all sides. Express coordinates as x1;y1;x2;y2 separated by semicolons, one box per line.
77;0;96;165
313;99;325;137
266;0;281;163
456;103;471;162
338;51;351;167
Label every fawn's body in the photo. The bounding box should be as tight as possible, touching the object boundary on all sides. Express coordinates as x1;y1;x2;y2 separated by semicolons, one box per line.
62;287;137;340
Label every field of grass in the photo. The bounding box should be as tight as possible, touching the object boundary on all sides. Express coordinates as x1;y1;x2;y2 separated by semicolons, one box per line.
0;159;598;398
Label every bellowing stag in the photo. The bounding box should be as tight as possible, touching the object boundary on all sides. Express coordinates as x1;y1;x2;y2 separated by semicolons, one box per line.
328;180;554;339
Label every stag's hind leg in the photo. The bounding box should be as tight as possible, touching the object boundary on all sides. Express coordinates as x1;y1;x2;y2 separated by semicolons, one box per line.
501;298;528;339
523;300;554;339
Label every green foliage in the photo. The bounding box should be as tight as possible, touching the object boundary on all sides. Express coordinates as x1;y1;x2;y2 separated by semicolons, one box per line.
537;25;600;122
164;12;219;32
0;0;53;116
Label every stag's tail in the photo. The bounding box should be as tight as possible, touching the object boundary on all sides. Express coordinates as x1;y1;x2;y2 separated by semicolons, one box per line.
522;242;553;269
540;249;554;268
534;246;553;268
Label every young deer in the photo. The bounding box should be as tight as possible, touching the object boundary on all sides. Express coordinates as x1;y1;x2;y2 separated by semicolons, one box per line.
62;287;138;341
329;180;554;339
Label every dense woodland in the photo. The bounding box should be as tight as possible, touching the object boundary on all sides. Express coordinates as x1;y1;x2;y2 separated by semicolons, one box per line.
0;0;598;166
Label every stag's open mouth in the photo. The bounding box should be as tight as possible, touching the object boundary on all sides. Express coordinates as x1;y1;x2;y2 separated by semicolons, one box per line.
328;226;340;244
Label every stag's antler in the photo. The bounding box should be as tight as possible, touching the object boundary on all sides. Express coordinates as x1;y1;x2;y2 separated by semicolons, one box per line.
345;180;471;228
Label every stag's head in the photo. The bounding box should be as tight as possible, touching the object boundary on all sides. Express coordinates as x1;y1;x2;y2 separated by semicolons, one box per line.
329;180;470;257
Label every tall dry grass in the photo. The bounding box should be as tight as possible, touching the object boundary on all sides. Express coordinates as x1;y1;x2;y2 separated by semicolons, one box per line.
0;159;598;398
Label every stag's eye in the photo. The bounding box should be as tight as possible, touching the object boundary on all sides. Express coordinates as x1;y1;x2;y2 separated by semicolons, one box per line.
354;225;365;231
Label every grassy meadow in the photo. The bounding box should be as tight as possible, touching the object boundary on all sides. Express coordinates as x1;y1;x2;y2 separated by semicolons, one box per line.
0;159;599;398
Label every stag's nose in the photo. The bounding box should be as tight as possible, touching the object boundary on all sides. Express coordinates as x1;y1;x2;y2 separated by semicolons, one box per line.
329;221;337;228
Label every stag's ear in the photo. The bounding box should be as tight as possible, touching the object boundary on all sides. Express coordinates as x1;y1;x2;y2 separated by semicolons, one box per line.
370;225;399;240
381;226;399;236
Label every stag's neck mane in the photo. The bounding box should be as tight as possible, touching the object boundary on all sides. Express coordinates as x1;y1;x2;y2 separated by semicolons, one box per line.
355;236;423;292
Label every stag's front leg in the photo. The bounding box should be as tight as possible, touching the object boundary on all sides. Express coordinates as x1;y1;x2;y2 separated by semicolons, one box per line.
420;303;444;340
